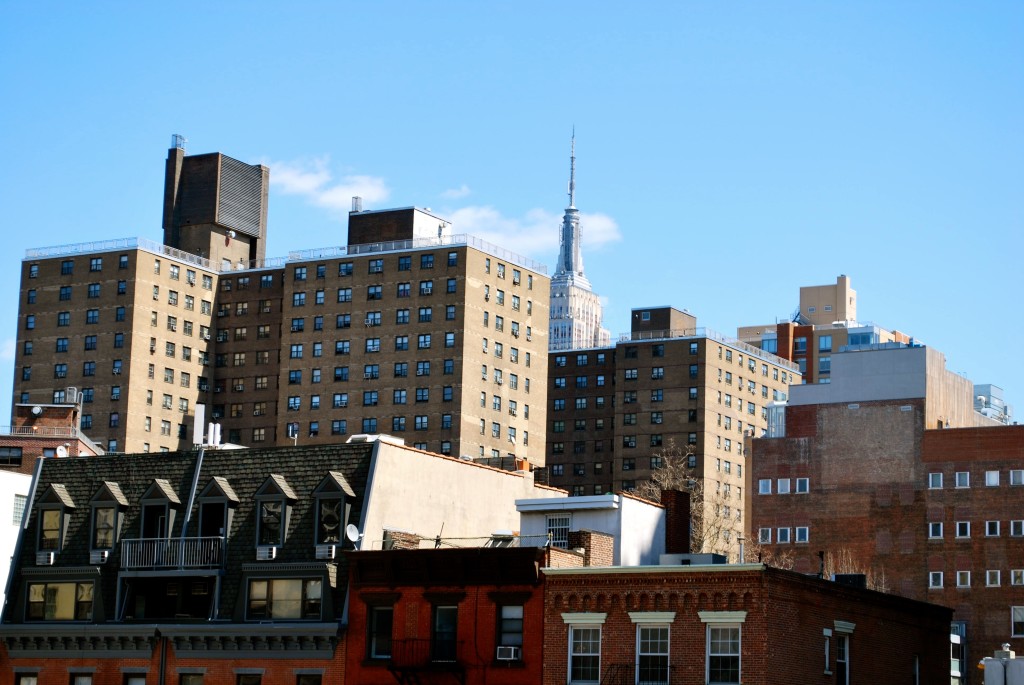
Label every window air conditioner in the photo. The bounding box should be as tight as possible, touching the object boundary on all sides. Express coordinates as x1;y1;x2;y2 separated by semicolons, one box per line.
496;379;503;385
496;645;521;661
36;551;55;566
90;549;109;564
203;334;211;341
256;546;277;561
315;544;337;560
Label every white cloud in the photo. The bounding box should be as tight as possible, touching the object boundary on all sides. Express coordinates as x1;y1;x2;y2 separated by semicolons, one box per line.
441;184;472;200
0;338;14;362
447;206;621;260
267;158;390;215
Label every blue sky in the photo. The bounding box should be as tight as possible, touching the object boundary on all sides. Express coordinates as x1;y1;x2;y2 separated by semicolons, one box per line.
1;2;1021;422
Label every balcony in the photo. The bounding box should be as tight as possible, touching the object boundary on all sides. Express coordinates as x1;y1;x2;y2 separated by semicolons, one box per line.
121;536;225;569
389;638;465;684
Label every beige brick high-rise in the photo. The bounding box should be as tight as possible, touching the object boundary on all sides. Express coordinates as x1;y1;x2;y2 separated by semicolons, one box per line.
13;143;550;466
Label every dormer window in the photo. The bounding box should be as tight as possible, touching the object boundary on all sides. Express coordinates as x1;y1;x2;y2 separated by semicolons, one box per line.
35;484;76;556
139;479;181;539
197;476;239;540
313;471;356;549
255;475;297;552
90;481;128;552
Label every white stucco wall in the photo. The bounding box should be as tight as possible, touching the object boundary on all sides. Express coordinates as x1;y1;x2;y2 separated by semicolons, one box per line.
0;471;31;609
516;494;665;566
358;441;561;549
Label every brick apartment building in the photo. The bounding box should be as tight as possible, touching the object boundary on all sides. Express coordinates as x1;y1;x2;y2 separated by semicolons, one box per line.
543;563;953;685
546;305;800;560
13;140;549;466
749;343;1010;682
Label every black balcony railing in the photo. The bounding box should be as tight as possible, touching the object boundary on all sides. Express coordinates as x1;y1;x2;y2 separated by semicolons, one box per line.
120;536;225;569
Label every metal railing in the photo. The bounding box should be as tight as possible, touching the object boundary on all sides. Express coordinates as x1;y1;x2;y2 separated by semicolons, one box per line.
0;425;80;438
120;536;225;569
389;638;464;668
25;233;548;275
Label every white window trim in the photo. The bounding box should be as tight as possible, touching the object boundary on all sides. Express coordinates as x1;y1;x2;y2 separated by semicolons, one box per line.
699;610;747;624
928;571;943;589
629;611;676;623
562;612;607;625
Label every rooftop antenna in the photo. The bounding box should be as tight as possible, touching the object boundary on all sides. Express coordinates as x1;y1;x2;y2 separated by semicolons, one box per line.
567;127;576;208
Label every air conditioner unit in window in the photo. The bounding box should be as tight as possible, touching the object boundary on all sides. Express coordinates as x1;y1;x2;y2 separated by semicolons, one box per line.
256;546;277;561
496;379;503;385
203;334;211;341
36;551;55;566
315;544;337;560
90;549;109;564
496;645;521;661
512;331;519;338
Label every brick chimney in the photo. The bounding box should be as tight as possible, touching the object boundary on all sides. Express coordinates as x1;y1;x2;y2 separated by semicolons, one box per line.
661;489;691;554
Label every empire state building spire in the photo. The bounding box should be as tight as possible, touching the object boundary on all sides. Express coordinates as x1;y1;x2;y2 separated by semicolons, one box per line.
555;132;589;286
549;132;609;351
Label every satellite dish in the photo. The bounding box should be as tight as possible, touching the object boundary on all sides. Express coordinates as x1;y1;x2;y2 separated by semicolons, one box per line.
31;406;43;416
345;523;363;543
56;445;68;458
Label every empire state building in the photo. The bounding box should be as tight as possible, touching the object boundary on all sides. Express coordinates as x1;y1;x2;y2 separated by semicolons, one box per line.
549;136;610;351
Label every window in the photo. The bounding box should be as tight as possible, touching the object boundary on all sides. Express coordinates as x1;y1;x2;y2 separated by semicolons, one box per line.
986;470;1000;486
636;624;669;685
777;478;791;495
955;471;970;488
369;605;394;659
1013;570;1024;586
956;571;970;588
929;571;943;588
547;514;571;548
795;478;809;493
569;624;601;683
26;581;93;620
1012;520;1024;537
706;624;741;685
247;578;322;620
795;527;808;543
1012;470;1024;486
758;528;771;544
419;280;433;295
928;472;943;489
777;527;792;544
758;479;771;495
928;522;943;539
956;521;970;538
987;570;1001;587
1013;607;1024;637
987;520;1001;536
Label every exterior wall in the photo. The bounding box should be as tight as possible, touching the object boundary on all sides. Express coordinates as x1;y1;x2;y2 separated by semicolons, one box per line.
16;246;220;454
359;441;562;550
542;564;951;685
751;402;1024;675
799;274;856;325
16;225;550;464
345;547;545;685
0;469;31;610
546;328;799;560
516;493;665;565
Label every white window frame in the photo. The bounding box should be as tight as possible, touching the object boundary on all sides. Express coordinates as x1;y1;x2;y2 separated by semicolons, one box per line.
1012;570;1024;586
758;528;771;544
758;479;771;495
956;571;970;588
630;612;674;685
986;470;1000;487
928;522;943;539
1012;520;1024;537
928;472;942;489
1013;607;1024;638
986;570;1001;587
777;478;791;495
795;526;809;544
795;477;809;494
776;527;791;544
986;520;1000;537
700;611;745;685
563;613;605;684
928;571;943;589
954;471;970;489
1011;470;1024;486
955;521;970;539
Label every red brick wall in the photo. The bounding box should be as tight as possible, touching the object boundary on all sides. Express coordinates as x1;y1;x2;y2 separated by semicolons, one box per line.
542;566;951;685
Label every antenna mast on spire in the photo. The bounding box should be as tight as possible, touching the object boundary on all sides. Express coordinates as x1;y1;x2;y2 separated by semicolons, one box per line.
568;128;576;208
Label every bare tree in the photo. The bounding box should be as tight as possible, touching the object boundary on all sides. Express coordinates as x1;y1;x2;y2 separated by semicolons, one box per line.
633;442;742;559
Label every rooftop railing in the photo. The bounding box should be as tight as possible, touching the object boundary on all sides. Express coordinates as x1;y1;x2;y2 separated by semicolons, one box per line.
0;425;80;438
26;233;548;275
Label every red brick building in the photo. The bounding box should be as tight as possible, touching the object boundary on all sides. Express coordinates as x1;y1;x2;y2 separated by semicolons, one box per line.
749;345;1014;682
543;563;952;685
345;546;547;685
